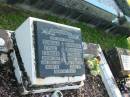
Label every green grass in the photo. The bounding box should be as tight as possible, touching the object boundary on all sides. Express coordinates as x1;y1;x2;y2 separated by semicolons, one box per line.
0;4;129;51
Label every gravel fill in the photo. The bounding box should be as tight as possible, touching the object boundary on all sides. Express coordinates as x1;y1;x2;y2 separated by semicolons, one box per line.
0;53;109;97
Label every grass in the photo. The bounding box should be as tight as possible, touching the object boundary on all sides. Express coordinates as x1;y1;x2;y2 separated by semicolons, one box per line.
0;3;129;51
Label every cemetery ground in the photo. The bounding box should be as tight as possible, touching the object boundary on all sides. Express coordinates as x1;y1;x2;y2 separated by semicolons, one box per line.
0;3;129;97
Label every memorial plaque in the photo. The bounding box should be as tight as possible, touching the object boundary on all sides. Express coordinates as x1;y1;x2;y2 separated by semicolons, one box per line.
34;21;85;78
121;55;130;71
15;17;85;86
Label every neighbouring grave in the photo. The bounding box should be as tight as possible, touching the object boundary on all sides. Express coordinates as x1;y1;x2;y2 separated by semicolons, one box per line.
107;47;130;77
107;47;130;95
82;43;122;97
11;17;85;94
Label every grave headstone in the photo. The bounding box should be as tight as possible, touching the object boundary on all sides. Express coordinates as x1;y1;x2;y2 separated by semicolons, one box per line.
107;47;130;77
14;17;85;87
82;42;122;97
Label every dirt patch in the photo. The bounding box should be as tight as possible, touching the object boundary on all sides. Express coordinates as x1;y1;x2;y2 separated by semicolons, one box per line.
0;54;109;97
